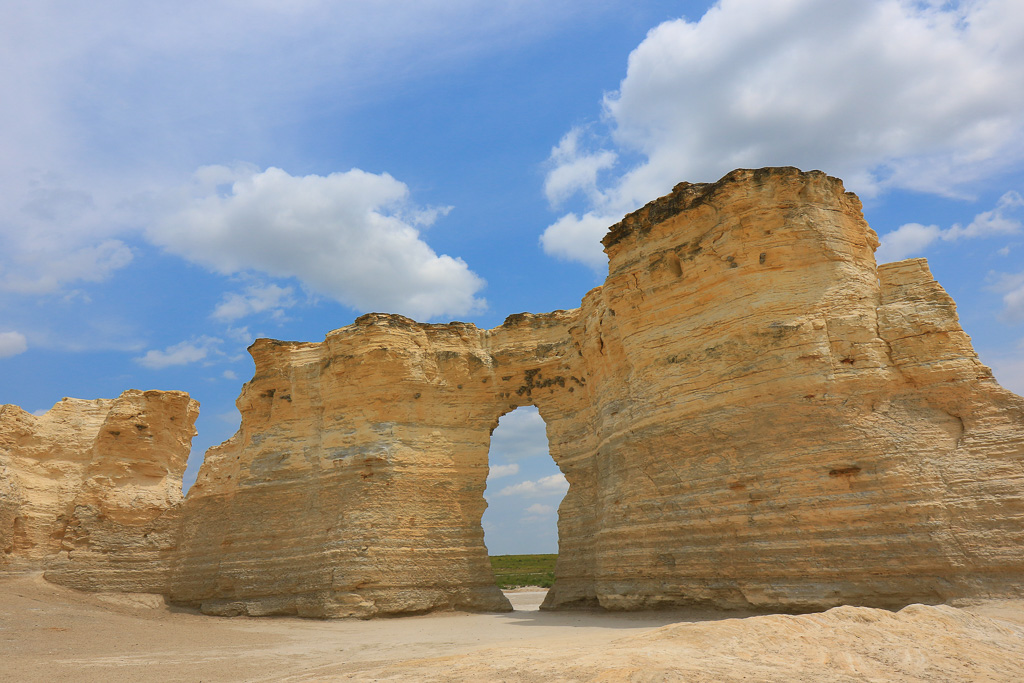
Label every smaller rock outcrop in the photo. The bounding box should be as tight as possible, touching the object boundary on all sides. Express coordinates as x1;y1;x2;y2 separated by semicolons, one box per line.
0;390;198;593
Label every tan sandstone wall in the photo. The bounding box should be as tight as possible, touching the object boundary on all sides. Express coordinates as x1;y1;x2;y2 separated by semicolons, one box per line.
2;167;1022;617
167;312;594;616
165;167;1024;616
550;168;1024;610
0;390;198;592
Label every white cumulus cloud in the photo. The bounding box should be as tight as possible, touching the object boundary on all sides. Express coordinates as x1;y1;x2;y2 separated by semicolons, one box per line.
497;473;568;498
544;128;617;207
542;0;1024;267
875;223;944;263
539;211;614;269
488;463;520;480
0;331;28;358
877;190;1023;262
149;165;485;321
135;335;222;369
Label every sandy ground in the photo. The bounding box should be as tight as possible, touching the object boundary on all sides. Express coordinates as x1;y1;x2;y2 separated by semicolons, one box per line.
2;574;1023;682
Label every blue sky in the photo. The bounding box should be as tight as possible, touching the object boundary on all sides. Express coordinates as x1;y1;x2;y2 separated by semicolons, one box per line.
2;1;1023;555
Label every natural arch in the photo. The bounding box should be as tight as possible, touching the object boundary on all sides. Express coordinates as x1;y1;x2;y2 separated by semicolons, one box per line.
11;168;1024;619
160;169;1024;616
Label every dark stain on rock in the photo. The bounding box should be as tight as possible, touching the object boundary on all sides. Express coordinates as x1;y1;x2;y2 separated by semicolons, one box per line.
829;466;862;477
756;323;801;341
535;343;558;357
516;369;568;396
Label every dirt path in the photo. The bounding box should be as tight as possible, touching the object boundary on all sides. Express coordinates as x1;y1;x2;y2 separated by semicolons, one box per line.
0;576;716;682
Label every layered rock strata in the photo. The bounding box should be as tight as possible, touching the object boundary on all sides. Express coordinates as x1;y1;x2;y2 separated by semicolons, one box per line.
0;390;198;592
3;167;1023;618
169;167;1024;616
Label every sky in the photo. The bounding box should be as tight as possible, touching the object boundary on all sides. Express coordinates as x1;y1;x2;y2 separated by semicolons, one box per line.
2;0;1023;555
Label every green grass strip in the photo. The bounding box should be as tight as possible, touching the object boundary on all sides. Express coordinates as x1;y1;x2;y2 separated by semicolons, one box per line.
489;554;557;589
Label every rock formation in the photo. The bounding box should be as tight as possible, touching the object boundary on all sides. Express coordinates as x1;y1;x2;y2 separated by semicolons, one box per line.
0;390;198;592
3;167;1023;618
168;167;1024;616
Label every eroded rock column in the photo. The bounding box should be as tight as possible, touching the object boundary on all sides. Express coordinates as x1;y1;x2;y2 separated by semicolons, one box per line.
1;390;198;592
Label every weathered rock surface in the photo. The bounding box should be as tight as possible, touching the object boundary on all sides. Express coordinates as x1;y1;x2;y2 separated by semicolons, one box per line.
0;390;198;592
168;167;1024;617
168;313;584;616
3;167;1024;618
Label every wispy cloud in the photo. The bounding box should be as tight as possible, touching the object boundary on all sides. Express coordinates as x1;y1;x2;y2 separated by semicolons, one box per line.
488;463;520;480
497;473;568;498
212;283;297;322
876;190;1024;263
989;272;1024;324
522;503;556;522
134;335;222;370
0;331;28;358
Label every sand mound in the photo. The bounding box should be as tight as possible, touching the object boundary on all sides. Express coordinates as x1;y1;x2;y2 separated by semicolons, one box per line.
344;603;1024;682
